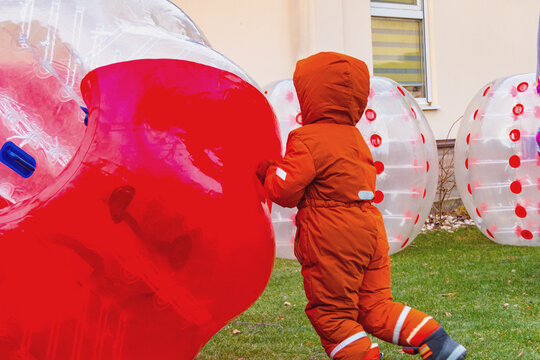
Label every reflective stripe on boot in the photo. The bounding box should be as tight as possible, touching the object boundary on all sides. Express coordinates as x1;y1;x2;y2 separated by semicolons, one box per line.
409;327;466;360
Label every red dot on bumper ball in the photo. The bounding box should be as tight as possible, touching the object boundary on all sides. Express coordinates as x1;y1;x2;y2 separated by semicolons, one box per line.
414;214;420;224
421;133;425;144
370;134;382;147
426;161;430;172
365;109;377;121
515;205;527;218
510;180;522;194
476;208;482;217
295;112;303;125
465;158;469;169
374;161;384;174
373;190;384;204
483;86;491;96
397;87;405;96
466;133;471;145
422;188;427;198
473;109;479;120
467;184;472;194
411;107;417;119
513;104;524;116
521;230;533;240
517;82;528;92
509;129;521;142
509;155;521;168
401;238;410;248
486;229;495;238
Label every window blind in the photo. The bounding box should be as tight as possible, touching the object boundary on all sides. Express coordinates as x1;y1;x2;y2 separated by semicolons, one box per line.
371;17;425;97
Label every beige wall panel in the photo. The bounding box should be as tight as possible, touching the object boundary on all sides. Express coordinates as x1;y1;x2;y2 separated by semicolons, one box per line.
343;0;374;70
176;0;538;139
176;0;309;87
426;0;539;138
175;0;374;88
309;0;345;53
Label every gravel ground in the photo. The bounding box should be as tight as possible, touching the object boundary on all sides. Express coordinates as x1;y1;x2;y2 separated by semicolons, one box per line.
422;214;476;233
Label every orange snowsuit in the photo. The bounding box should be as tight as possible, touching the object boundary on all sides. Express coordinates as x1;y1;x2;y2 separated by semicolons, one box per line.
263;52;441;359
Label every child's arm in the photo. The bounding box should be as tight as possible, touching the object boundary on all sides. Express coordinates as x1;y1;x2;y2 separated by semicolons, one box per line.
263;133;316;208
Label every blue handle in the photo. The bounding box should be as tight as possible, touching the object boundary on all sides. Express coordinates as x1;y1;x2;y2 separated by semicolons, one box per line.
81;106;89;126
0;141;37;178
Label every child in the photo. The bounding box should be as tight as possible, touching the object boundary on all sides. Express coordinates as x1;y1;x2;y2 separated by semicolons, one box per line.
257;52;466;360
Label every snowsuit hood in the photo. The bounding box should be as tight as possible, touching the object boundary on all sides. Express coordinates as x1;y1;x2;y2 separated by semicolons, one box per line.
293;52;370;126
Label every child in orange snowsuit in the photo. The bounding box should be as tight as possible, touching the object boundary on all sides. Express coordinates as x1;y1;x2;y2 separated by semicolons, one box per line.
258;52;466;360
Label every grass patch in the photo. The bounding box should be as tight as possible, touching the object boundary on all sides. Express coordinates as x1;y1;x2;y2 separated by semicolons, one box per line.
198;227;539;359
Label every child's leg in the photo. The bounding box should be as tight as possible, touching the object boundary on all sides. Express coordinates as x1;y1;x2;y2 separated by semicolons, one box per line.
357;211;441;347
357;210;466;359
356;250;441;347
302;261;380;359
297;210;382;359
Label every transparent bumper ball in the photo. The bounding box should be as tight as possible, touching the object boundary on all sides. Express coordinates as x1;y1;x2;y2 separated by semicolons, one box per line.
264;80;301;259
265;77;439;256
0;0;255;205
0;59;281;360
0;2;280;359
358;77;439;254
455;73;539;246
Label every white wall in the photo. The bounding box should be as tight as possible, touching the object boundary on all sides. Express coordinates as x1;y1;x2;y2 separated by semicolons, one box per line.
426;0;539;138
178;0;307;88
176;0;539;139
176;0;373;87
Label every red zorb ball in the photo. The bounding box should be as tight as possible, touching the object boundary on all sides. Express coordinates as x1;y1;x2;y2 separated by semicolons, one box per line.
0;59;281;359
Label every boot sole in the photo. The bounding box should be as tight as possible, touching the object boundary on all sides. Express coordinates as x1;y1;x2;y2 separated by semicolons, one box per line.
447;344;466;360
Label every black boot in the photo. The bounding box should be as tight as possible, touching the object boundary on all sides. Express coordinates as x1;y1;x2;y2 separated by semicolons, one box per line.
402;327;466;359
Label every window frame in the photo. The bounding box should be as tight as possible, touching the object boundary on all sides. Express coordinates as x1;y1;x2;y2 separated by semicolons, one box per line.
370;0;433;106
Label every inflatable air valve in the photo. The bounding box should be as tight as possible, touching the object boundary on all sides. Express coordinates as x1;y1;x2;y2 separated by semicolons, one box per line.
0;141;36;178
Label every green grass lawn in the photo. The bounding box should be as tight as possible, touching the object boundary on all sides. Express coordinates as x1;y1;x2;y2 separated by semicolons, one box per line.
198;227;539;360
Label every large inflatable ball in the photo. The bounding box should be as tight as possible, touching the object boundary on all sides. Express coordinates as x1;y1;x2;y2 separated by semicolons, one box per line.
265;77;438;256
0;59;281;360
358;77;438;254
0;0;255;205
455;73;539;246
0;2;281;359
264;80;301;259
0;0;258;81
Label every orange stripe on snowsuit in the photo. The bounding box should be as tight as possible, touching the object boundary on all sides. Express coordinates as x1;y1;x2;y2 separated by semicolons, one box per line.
263;52;440;359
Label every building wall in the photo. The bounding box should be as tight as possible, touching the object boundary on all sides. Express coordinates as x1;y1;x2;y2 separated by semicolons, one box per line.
176;0;538;139
177;0;373;86
427;0;539;138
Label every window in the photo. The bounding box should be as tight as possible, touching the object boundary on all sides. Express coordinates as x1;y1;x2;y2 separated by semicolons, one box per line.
370;0;431;104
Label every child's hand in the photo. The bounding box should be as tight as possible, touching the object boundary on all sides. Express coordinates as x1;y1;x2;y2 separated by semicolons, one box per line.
256;159;276;185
